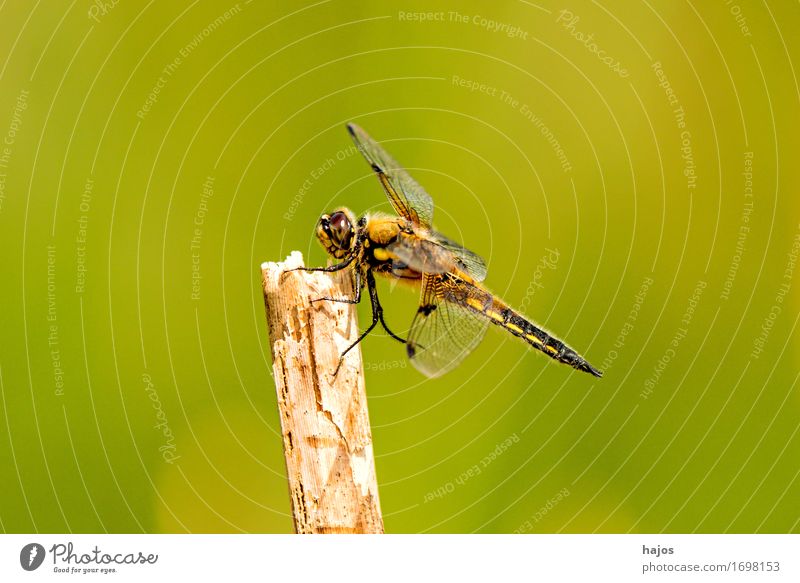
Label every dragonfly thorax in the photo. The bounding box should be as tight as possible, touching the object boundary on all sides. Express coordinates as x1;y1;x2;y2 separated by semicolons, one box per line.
316;207;357;259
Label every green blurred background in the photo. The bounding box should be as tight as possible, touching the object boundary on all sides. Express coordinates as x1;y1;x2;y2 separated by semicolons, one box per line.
0;0;798;533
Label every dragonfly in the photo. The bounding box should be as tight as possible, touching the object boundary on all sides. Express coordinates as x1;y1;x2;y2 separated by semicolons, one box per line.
292;123;602;379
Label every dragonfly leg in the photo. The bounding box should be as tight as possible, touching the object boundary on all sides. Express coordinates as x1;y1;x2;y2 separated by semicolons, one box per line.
333;307;378;377
312;270;361;305
378;313;406;344
281;253;355;279
366;271;406;344
331;271;404;377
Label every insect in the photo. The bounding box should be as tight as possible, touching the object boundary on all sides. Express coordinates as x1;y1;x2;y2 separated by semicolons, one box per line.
292;123;602;379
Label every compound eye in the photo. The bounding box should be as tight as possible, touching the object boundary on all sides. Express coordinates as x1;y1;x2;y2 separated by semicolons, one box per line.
327;211;353;250
329;211;351;233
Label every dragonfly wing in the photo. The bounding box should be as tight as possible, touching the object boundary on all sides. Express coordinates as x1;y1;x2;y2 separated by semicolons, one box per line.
406;273;491;377
387;232;456;274
347;123;434;228
388;230;488;281
429;231;488;282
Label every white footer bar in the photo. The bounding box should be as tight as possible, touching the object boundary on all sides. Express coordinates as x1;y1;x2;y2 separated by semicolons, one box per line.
1;534;796;582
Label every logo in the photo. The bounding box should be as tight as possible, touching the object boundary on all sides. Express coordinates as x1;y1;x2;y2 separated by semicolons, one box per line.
20;543;46;571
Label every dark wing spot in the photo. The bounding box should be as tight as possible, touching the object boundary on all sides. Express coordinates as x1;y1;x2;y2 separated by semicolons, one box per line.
417;304;437;316
406;344;416;358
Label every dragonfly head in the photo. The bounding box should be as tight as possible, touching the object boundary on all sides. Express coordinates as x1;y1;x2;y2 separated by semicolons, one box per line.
316;208;357;259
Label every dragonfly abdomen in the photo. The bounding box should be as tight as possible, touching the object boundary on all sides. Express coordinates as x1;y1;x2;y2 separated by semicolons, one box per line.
465;292;603;378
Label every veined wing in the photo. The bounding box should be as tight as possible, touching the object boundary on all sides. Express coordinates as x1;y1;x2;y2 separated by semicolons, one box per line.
429;231;487;282
387;232;456;275
347;123;434;228
406;272;491;377
387;231;488;282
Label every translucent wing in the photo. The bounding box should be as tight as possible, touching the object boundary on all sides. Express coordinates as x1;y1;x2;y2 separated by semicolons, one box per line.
387;233;456;275
347;123;434;228
387;231;488;282
429;231;488;282
406;272;491;377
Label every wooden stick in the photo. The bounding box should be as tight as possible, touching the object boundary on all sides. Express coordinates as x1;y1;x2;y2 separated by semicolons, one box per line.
261;251;384;534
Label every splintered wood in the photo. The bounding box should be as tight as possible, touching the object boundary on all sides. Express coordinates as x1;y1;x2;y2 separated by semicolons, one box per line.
261;251;383;534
